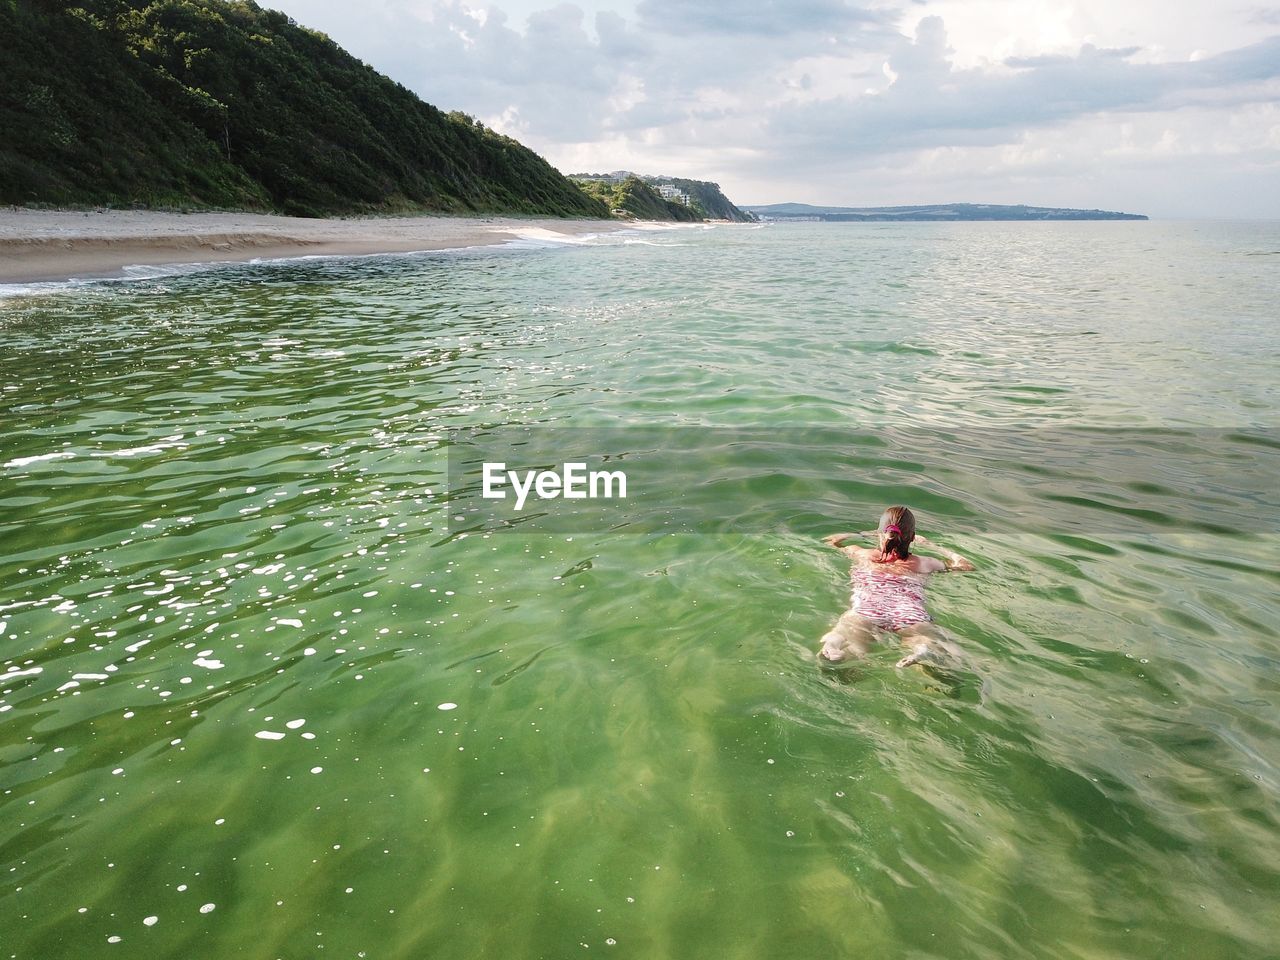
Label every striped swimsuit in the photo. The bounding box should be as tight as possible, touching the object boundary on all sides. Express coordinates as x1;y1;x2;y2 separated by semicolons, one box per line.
851;568;931;631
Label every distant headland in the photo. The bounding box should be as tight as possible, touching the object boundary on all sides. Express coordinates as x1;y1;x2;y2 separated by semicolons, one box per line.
570;173;757;223
744;203;1148;221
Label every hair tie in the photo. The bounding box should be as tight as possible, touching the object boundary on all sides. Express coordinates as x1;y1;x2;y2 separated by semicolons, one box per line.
884;523;901;535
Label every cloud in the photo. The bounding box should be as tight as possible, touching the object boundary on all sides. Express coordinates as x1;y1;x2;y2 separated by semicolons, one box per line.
762;20;1280;164
801;102;1280;217
270;0;1280;214
634;0;889;37
1005;46;1142;68
336;2;631;142
594;9;651;62
320;0;901;145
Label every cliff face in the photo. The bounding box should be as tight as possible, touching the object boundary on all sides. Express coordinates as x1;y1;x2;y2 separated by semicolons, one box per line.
573;176;700;222
648;178;755;222
571;172;756;222
0;0;609;218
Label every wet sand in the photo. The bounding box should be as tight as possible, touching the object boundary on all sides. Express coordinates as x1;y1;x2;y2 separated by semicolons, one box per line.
0;209;625;283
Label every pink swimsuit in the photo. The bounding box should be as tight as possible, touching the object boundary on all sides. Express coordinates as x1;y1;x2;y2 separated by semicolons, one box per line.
851;568;931;630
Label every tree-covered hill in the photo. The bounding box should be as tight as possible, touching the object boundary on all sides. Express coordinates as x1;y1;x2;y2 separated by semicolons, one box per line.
572;172;755;222
573;176;701;222
0;0;609;218
646;177;755;222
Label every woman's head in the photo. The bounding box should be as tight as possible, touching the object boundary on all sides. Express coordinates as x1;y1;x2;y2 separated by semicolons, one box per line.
877;506;916;560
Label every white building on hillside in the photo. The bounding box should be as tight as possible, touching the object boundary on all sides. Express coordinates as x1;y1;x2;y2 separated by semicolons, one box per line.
656;184;691;205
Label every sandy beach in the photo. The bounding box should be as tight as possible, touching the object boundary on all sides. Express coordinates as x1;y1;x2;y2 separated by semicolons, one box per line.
0;209;626;284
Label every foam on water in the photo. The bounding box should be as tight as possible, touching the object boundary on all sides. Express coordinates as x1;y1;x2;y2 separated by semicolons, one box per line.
0;227;591;300
497;227;601;246
2;450;77;469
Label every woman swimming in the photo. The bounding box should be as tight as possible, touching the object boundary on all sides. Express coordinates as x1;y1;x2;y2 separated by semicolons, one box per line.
819;506;975;668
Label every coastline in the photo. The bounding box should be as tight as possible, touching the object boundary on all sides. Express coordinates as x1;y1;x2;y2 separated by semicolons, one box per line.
0;209;629;284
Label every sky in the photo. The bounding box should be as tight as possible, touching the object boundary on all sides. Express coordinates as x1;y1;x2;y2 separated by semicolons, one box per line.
269;0;1280;217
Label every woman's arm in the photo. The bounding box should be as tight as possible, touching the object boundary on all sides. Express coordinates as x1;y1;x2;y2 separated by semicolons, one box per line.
822;531;879;548
914;535;976;572
821;532;874;559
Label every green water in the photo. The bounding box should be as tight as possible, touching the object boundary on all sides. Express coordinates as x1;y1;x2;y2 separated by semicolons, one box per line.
2;222;1278;959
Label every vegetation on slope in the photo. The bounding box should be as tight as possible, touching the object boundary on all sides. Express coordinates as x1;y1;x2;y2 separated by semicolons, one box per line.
572;173;755;222
0;0;609;218
573;176;701;222
647;177;755;222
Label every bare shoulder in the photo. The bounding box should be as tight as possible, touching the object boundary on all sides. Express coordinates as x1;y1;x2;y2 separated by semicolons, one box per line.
914;555;949;574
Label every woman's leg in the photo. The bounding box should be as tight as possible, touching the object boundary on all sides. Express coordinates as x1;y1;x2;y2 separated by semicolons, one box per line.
819;610;879;662
895;622;963;669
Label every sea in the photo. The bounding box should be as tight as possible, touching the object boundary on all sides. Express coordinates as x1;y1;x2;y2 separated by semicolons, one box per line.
1;220;1277;959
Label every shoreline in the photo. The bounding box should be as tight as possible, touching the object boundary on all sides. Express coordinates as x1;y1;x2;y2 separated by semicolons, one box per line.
0;209;631;284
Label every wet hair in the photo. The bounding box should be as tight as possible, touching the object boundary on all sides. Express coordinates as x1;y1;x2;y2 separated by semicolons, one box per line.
878;506;916;560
